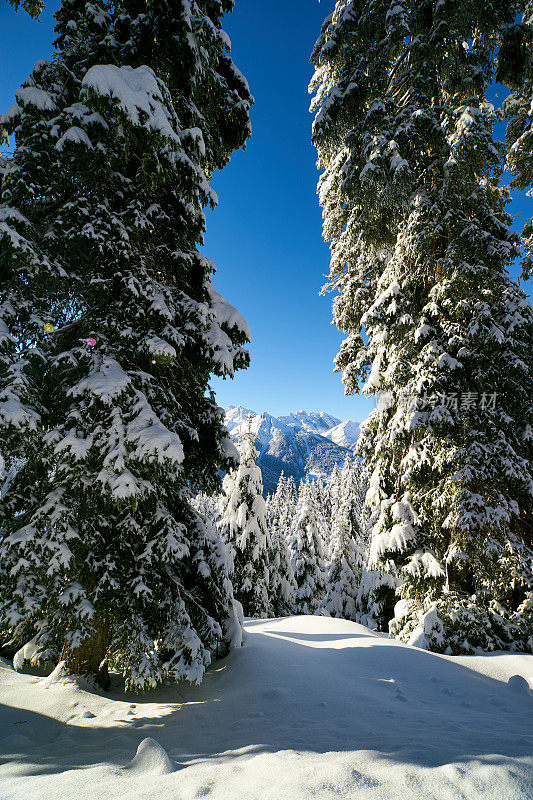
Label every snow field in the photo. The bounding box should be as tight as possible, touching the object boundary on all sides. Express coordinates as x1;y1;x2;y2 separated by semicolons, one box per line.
0;615;532;800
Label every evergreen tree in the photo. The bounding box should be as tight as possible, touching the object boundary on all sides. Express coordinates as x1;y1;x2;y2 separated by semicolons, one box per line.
323;527;360;621
291;480;327;614
0;0;252;688
265;477;283;530
311;0;533;652
356;491;397;631
324;461;345;558
498;3;533;279
192;492;222;528
327;462;342;518
266;477;297;616
219;429;271;619
282;474;298;541
323;457;366;620
6;0;44;19
313;477;332;555
274;473;298;560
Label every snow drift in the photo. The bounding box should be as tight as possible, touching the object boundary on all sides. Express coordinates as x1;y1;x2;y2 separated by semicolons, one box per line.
0;615;532;800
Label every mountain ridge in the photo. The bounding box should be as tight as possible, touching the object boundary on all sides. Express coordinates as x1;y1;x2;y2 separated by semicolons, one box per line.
224;405;360;494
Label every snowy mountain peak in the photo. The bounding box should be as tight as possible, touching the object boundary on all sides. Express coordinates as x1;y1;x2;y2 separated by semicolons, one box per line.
223;405;256;429
278;410;343;435
224;406;360;494
323;420;361;450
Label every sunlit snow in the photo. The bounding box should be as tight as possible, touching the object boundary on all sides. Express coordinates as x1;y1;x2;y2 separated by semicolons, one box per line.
1;616;532;800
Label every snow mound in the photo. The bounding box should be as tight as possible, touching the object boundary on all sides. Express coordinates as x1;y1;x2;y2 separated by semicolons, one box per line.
507;674;531;694
13;636;41;671
38;661;71;689
125;737;176;775
226;598;245;649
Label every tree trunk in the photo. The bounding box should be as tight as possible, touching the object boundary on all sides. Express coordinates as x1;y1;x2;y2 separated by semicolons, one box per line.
62;617;111;690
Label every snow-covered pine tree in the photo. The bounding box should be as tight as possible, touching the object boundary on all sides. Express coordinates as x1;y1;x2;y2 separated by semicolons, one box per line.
219;428;271;619
324;462;342;558
265;477;281;527
281;474;298;543
323;457;366;620
265;484;279;527
356;460;396;630
192;491;222;529
342;455;367;544
498;3;533;279
286;475;298;501
327;462;342;516
266;477;297;616
311;0;533;652
272;472;298;559
291;480;327;614
313;476;332;555
323;527;359;621
0;0;252;688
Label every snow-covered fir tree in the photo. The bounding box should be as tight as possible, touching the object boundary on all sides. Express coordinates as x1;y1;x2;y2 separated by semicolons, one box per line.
326;463;342;531
266;476;297;616
265;482;279;530
219;429;271;619
192;492;221;529
291;480;327;614
281;474;298;542
323;526;360;621
0;0;252;688
323;457;366;621
499;3;533;279
313;476;332;555
272;473;298;559
311;1;533;652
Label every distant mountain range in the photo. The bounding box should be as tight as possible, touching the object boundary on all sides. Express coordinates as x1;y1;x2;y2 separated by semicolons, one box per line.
224;406;360;495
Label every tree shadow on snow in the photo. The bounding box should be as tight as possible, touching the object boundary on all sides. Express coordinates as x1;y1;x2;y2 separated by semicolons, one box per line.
261;631;371;642
1;625;532;783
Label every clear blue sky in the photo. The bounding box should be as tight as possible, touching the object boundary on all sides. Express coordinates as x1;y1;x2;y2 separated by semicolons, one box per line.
1;1;531;423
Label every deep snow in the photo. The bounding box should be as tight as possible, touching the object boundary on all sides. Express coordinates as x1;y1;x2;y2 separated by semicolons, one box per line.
1;616;532;800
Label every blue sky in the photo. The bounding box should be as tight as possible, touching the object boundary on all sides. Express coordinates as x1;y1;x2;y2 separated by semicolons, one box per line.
1;1;531;423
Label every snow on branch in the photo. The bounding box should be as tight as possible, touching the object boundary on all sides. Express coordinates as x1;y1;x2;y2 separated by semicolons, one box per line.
68;357;131;403
207;285;251;341
81;65;182;143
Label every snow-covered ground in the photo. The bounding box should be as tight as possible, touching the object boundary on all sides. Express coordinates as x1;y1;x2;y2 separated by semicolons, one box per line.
1;616;532;800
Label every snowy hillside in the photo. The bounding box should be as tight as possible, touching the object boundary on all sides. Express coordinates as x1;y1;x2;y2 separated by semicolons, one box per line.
1;615;532;800
225;406;360;493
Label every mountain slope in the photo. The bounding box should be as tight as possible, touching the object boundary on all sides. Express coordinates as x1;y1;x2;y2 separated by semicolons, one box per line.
225;407;360;494
322;419;361;450
278;410;344;436
1;616;532;800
